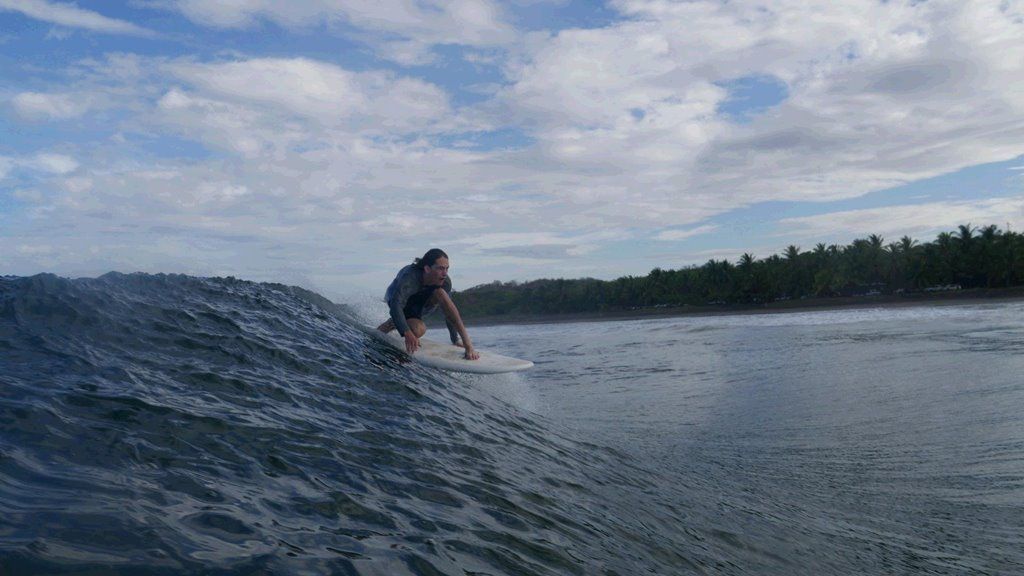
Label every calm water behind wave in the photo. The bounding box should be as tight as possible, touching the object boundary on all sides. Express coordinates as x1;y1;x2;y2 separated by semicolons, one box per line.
473;303;1024;574
2;273;1023;574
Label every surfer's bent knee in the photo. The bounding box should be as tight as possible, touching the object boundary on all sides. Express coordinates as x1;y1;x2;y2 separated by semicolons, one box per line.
407;318;427;337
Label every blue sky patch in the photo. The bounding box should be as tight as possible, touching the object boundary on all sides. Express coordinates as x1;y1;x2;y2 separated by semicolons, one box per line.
715;74;789;122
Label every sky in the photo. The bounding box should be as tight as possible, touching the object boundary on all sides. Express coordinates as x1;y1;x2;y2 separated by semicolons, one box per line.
2;0;1024;301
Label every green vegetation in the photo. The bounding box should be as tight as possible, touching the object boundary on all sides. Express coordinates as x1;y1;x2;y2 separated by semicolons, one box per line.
452;224;1024;318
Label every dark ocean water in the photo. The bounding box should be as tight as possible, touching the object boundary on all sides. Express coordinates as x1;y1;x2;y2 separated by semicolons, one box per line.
1;273;1023;575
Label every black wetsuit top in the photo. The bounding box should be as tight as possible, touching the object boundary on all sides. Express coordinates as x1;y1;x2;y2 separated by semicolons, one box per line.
385;264;458;343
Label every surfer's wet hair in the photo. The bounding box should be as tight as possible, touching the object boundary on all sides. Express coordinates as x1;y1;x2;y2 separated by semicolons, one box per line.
414;248;448;269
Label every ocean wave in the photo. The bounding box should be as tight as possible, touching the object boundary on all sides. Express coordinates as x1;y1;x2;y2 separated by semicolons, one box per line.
0;273;689;575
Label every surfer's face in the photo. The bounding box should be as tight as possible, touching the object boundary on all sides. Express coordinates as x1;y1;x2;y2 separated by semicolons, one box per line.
425;257;449;285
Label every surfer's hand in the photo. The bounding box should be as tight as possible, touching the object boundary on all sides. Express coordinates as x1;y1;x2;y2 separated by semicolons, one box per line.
464;347;479;360
404;332;419;354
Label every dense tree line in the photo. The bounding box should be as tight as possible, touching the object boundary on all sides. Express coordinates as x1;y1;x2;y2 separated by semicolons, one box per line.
452;224;1024;317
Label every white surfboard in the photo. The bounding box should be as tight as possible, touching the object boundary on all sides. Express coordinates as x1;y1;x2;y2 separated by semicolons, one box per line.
365;327;534;374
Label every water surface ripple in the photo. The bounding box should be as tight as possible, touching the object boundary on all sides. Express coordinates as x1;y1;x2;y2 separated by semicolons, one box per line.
2;273;1023;574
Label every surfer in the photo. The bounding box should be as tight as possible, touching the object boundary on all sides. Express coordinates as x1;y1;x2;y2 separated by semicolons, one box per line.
377;248;480;360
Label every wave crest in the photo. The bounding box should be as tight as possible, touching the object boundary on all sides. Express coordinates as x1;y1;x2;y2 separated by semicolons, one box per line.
0;273;678;575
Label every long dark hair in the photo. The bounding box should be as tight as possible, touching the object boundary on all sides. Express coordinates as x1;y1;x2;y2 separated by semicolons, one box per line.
413;248;448;269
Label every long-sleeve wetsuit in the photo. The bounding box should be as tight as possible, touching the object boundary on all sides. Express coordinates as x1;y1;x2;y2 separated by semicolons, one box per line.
385;264;459;344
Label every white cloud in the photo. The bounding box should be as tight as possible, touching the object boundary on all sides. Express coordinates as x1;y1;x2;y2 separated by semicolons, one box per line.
375;39;439;67
12;188;44;203
0;0;155;36
167;58;367;120
11;92;92;120
0;153;79;178
780;196;1024;241
169;0;515;63
16;243;56;256
154;88;301;157
501;0;1024;211
29;153;78;174
0;156;12;180
359;214;431;234
656;225;719;242
153;57;455;147
452;229;632;261
61;176;92;193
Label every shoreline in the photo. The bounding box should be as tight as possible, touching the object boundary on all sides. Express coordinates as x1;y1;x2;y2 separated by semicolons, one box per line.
453;287;1024;328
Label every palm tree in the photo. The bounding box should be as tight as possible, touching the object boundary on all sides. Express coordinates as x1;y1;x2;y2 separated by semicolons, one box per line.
866;234;887;284
1005;229;1024;286
934;231;956;284
955;224;978;286
885;242;903;289
763;254;784;300
899;235;917;254
736;253;758;302
781;245;805;297
701;259;734;302
894;235;921;289
977;225;1000;287
956;223;976;245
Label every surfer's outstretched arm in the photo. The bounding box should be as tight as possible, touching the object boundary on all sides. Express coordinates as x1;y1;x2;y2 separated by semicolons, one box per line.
435;290;479;360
